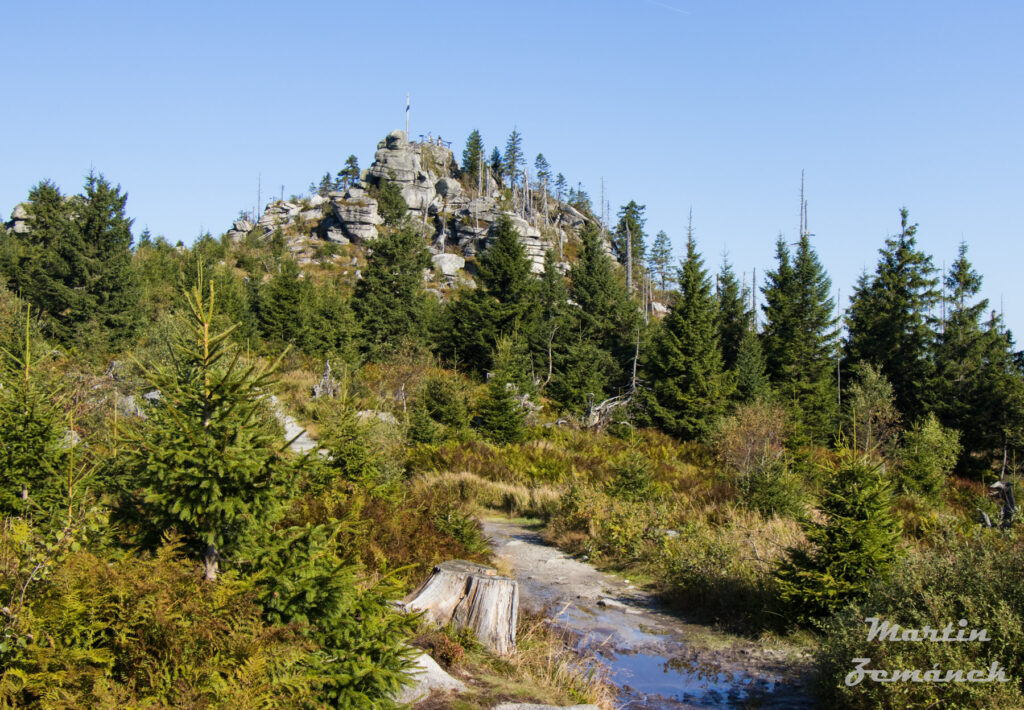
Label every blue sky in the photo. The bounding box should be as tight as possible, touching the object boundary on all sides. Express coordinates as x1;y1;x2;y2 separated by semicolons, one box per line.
3;1;1022;334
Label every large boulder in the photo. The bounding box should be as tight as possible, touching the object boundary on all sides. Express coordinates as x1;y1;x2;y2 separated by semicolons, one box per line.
257;200;300;228
458;211;552;274
368;129;421;185
5;203;29;234
392;651;467;704
365;130;459;219
432;253;465;279
225;219;253;242
331;190;381;243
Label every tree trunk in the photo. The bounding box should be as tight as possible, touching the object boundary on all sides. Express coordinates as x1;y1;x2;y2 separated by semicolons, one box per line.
404;560;518;655
451;572;519;656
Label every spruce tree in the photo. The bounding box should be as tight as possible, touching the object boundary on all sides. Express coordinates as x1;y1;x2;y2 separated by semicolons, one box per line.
75;171;139;347
641;233;725;439
535;250;576;399
761;235;797;381
554;173;567;203
257;259;306;346
776;452;902;621
123;272;289;580
933;242;989;468
489;147;503;183
734;327;771;403
716;257;752;372
300;276;359;359
461;129;484;182
7;174;138;348
0;310;69;518
647;229;674;294
375;178;409;227
536;250;571;351
534;153;551;187
934;243;1024;472
569;222;638;358
352;225;430;352
478;336;529;445
502;129;524;188
441;215;539;374
476;215;538;333
761;234;838;439
612;201;646;285
844;208;940;422
0;181;74;334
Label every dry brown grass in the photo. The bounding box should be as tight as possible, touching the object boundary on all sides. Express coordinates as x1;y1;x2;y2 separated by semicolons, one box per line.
411;471;563;518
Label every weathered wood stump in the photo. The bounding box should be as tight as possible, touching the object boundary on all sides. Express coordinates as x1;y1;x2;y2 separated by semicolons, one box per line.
404;560;519;656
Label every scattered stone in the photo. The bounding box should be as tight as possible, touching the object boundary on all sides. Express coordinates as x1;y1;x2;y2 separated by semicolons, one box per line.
114;393;145;419
355;409;399;425
597;597;627;610
392;650;467;704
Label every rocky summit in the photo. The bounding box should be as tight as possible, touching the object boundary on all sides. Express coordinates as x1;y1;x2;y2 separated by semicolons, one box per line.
219;129;597;277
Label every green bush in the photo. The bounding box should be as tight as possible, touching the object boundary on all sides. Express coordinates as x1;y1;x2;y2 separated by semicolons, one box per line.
249;522;419;706
776;452;903;622
421;374;470;429
815;530;1024;709
605;450;655;502
737;456;806;519
897;413;961;498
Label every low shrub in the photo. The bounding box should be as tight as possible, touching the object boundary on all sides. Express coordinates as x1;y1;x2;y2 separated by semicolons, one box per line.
815;530;1024;709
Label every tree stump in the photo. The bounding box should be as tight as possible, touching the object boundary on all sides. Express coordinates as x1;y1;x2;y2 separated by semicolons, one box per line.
405;560;519;656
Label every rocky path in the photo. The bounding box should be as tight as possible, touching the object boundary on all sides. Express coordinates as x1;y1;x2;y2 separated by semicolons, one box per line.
483;519;815;709
269;395;321;455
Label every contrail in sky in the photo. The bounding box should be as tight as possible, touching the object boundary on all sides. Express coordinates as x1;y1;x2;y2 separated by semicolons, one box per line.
645;0;691;15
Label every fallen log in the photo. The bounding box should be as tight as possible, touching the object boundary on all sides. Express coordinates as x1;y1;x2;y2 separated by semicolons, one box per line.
404;560;518;655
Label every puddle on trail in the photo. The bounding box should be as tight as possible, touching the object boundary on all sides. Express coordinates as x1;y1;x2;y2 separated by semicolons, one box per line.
558;618;804;709
484;521;812;709
602;648;791;709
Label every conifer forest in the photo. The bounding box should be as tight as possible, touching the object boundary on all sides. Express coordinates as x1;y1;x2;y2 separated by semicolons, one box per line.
3;120;1023;709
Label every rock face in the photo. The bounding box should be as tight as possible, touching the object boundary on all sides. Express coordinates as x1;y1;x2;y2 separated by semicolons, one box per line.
454;202;552;274
224;219;253;242
365;129;458;217
330;187;381;243
4;203;29;234
258;201;301;231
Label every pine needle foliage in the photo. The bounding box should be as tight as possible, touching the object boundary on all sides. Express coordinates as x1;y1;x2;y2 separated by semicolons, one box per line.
776;451;902;622
122;269;290;579
0;307;69;518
